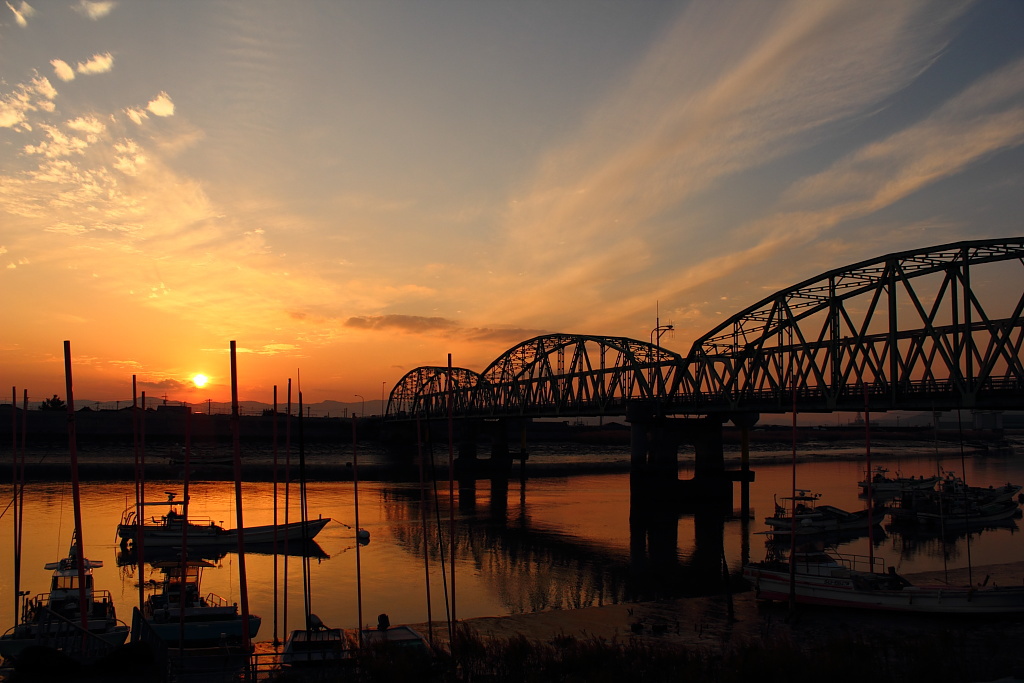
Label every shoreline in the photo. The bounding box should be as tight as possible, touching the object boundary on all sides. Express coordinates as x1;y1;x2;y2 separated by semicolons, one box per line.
400;561;1024;676
0;437;1014;483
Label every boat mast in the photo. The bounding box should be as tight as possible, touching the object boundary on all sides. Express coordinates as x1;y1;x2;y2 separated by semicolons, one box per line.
282;378;292;639
447;353;456;642
177;403;192;655
353;401;363;643
63;341;90;635
229;341;252;649
298;387;313;629
864;384;874;569
11;387;21;626
132;375;147;613
272;385;280;646
417;415;434;646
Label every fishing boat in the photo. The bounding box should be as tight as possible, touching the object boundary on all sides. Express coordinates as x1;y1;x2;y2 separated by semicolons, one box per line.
0;536;130;662
743;546;1024;614
763;490;880;536
857;467;940;495
358;615;433;658
132;559;262;647
116;492;330;547
280;614;351;667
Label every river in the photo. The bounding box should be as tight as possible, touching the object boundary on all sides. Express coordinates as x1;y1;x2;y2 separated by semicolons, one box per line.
2;438;1022;645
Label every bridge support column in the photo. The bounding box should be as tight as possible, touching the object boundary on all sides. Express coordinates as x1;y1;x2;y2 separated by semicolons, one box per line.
676;416;732;510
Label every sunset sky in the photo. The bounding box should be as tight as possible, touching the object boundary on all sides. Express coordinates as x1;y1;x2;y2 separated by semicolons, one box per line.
2;0;1022;407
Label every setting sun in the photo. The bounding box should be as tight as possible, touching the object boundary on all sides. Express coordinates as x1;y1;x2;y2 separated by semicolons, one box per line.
192;374;208;388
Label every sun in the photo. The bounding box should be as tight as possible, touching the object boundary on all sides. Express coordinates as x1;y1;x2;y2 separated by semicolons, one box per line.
192;374;208;388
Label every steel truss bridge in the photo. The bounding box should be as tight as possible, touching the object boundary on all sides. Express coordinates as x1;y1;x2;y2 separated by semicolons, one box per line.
387;238;1024;422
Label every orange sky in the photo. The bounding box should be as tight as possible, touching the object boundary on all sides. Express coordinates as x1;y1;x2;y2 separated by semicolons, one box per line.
2;1;1022;406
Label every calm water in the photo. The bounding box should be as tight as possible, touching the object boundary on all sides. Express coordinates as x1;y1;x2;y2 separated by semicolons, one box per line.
2;444;1022;644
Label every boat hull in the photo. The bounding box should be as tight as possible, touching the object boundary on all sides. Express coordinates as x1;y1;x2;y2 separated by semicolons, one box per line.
118;517;330;547
0;625;129;660
143;615;262;647
743;565;1024;614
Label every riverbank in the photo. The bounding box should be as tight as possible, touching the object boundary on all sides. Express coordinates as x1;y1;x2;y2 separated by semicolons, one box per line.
1;434;1016;483
403;561;1024;682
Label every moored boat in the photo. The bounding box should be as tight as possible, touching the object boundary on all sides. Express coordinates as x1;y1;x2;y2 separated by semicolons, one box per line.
764;490;880;536
857;467;940;495
281;615;351;667
743;547;1024;614
132;559;261;647
116;492;330;547
0;537;129;663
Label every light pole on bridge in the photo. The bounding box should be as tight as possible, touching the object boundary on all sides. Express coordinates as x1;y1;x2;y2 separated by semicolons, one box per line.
354;394;364;419
650;322;674;400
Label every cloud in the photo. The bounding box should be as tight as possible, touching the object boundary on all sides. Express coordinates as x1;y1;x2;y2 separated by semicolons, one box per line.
146;92;174;117
6;1;33;27
66;115;106;138
73;0;115;20
75;53;114;75
480;0;973;333
345;315;459;334
23;123;93;158
51;60;75;82
125;107;148;125
0;76;58;129
76;52;114;75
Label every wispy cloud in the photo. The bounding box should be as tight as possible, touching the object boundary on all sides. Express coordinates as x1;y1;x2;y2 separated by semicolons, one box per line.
125;107;148;125
6;0;33;27
483;0;974;334
73;0;115;20
76;52;114;75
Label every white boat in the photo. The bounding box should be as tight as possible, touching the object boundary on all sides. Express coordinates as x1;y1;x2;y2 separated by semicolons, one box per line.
743;547;1024;614
132;559;261;647
0;537;130;662
857;467;940;494
116;492;330;547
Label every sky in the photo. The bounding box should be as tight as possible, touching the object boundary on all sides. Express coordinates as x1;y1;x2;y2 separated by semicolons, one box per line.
1;0;1023;407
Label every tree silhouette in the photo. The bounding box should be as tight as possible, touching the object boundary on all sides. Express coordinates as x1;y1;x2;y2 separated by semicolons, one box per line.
39;395;66;411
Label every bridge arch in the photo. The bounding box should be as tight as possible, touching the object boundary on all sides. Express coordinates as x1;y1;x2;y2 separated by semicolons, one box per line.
386;237;1024;420
684;237;1024;413
387;366;485;418
476;334;683;417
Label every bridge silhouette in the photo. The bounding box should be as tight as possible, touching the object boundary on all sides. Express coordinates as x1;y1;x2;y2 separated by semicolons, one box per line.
384;237;1024;505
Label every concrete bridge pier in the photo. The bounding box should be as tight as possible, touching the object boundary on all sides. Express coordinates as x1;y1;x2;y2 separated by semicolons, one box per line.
628;405;752;512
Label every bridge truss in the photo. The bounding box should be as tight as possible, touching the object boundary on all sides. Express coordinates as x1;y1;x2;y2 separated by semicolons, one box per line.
387;238;1024;420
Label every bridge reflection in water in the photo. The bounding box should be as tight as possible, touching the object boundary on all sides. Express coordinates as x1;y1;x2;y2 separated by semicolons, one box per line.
381;467;749;616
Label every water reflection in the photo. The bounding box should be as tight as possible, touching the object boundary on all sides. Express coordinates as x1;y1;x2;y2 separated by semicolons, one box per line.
114;540;330;569
2;450;1021;640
